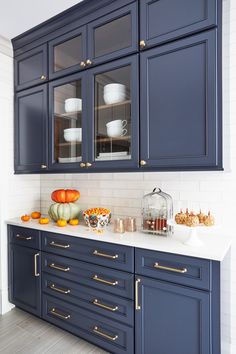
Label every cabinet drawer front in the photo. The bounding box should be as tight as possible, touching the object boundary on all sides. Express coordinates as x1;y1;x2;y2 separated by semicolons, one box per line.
135;249;211;290
42;273;133;326
43;294;134;354
42;232;134;272
140;0;217;48
9;226;40;249
42;252;134;299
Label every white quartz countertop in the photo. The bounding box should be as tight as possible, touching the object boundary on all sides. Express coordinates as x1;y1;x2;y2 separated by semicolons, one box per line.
6;218;232;261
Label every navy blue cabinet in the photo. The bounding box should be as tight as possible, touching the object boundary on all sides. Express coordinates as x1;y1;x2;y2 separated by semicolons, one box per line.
135;276;211;354
15;44;48;91
87;2;138;66
9;244;41;317
15;85;48;173
140;30;222;170
140;0;218;49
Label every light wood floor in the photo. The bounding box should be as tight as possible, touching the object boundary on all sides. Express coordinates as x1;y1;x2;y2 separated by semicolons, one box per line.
0;308;108;354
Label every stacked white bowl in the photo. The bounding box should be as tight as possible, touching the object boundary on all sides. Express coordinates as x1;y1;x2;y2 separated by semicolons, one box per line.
65;98;82;113
103;83;126;105
64;128;82;142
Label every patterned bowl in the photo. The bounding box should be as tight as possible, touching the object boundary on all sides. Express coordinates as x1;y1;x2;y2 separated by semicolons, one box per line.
83;208;111;230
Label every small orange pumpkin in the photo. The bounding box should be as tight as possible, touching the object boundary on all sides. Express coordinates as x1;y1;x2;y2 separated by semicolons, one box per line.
69;219;79;226
57;219;67;227
31;211;41;219
21;215;30;222
51;189;80;203
39;217;49;225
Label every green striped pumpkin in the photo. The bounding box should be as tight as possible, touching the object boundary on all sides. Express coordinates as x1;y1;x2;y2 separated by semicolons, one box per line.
48;202;80;221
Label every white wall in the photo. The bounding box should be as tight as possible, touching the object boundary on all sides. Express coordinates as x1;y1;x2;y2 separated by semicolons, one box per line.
40;1;236;353
0;36;40;314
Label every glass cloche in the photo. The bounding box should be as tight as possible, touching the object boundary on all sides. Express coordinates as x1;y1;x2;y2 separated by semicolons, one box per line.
142;188;173;236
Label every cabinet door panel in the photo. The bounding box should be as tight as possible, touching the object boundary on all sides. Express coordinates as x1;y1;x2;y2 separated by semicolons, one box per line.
49;26;86;80
135;276;211;354
48;72;88;171
140;30;221;170
15;85;48;173
140;0;217;48
87;3;138;66
9;244;41;316
87;55;139;169
15;44;47;91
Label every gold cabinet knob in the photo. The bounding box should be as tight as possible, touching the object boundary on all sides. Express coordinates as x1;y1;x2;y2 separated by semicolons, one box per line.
40;75;47;80
80;162;86;168
86;59;92;66
41;164;47;169
140;160;147;166
139;40;146;49
80;61;86;68
86;162;92;167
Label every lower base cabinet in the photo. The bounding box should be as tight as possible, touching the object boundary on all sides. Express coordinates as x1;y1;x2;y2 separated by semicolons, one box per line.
135;276;211;354
8;226;221;354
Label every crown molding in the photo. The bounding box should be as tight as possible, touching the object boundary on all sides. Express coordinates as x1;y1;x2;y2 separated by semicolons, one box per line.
0;35;13;57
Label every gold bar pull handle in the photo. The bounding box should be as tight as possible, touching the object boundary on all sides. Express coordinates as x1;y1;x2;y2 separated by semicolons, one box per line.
34;253;40;277
93;250;118;260
93;326;118;341
49;241;70;249
92;274;118;286
135;278;141;310
154;262;187;274
16;234;32;241
49;284;71;295
49;263;70;272
92;299;118;312
50;308;70;320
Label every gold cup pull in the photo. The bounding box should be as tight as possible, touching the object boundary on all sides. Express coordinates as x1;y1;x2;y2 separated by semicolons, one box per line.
86;162;92;167
92;274;118;286
41;164;47;169
34;253;40;277
49;263;70;272
92;299;118;312
49;241;70;249
154;262;187;274
80;61;86;68
140;160;147;166
80;162;86;168
40;75;47;80
135;278;141;310
93;250;118;260
50;308;70;320
140;40;146;49
16;234;32;241
49;283;71;294
93;326;118;341
86;59;92;66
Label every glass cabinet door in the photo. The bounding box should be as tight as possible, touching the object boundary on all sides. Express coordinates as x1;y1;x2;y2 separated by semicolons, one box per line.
49;73;87;170
49;26;86;79
87;3;138;66
87;55;139;168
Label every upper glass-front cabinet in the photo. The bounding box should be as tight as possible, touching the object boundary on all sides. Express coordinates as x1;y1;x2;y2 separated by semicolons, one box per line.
49;72;87;171
49;26;86;80
87;3;138;66
87;55;139;169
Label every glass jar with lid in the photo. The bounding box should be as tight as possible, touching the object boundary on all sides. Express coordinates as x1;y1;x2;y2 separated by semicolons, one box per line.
142;188;173;236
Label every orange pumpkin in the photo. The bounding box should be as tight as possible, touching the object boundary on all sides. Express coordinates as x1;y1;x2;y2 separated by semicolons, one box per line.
57;219;67;227
51;189;80;203
69;219;79;226
21;215;30;222
31;211;41;219
39;217;49;225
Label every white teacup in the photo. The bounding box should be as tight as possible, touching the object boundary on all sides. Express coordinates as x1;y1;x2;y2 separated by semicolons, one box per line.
65;98;82;113
106;119;127;138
